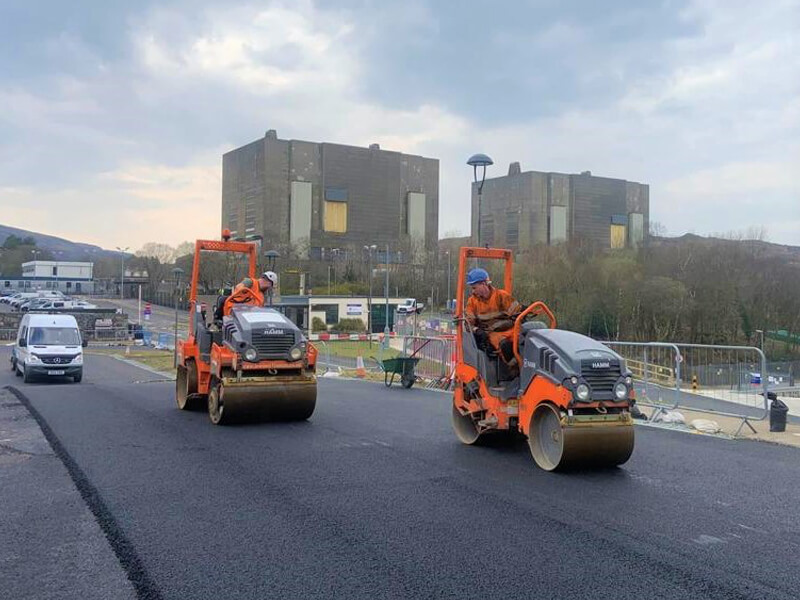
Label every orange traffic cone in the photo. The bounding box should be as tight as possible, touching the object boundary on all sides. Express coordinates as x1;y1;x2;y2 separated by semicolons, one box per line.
356;354;367;378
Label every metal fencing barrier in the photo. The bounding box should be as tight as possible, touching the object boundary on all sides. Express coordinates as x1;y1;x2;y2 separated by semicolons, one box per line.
316;337;386;374
603;342;682;419
402;336;452;388
605;341;768;435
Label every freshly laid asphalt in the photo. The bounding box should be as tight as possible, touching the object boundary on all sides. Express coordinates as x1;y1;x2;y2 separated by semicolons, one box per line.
1;346;799;600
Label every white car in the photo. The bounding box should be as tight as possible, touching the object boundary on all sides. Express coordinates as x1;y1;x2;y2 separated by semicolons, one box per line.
71;301;97;309
396;298;425;315
11;313;86;383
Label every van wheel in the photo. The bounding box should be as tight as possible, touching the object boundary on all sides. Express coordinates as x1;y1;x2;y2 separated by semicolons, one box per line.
14;360;22;377
23;365;33;383
73;372;83;383
10;357;16;372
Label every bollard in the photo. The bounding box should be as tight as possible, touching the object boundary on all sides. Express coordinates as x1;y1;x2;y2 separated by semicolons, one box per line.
768;392;788;433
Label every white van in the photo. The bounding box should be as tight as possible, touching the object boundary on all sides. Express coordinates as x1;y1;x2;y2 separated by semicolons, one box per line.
11;314;86;383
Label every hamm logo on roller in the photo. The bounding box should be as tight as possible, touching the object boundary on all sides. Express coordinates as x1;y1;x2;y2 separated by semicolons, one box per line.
263;328;285;335
591;361;611;369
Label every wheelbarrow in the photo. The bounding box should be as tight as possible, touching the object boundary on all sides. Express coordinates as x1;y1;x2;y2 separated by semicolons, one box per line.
381;356;421;388
379;338;431;389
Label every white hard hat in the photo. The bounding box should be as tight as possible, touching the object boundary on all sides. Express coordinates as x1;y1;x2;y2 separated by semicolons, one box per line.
262;271;278;284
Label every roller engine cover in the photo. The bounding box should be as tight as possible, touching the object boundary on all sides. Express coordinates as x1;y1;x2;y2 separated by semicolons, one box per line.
519;328;632;401
222;306;305;361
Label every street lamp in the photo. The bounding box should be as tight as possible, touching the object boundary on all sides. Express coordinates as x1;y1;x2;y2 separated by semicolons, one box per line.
384;244;390;347
467;153;494;248
172;267;184;367
115;246;129;300
330;248;340;294
755;329;765;354
364;245;377;336
445;250;451;311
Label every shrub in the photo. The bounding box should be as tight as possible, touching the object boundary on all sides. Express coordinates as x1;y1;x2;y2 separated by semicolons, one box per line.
333;318;366;333
311;317;328;333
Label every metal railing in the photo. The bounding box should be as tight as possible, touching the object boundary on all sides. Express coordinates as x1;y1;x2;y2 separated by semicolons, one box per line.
603;342;682;418
315;337;387;374
402;335;456;389
605;341;768;435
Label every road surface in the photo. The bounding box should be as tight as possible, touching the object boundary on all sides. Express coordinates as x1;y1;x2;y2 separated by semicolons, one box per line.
1;347;798;599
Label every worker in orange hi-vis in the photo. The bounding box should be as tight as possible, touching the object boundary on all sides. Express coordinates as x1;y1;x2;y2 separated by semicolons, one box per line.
465;267;522;373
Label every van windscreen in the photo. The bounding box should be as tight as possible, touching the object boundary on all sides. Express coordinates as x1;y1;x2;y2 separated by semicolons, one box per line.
29;327;81;345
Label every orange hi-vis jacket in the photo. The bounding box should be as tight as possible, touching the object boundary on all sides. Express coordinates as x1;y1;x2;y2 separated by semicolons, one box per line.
224;280;265;315
466;286;522;351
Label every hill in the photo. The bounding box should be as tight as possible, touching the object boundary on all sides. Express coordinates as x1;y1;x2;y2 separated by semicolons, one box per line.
0;223;122;262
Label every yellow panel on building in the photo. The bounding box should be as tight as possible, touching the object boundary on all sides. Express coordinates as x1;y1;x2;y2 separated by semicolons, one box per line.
610;224;627;249
324;200;348;233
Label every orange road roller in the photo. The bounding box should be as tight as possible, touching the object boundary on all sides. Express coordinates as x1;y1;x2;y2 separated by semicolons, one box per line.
175;231;317;425
452;246;634;471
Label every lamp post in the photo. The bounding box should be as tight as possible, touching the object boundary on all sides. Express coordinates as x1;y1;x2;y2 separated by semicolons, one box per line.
467;153;494;248
755;329;765;354
264;250;280;306
330;248;340;294
115;246;129;299
364;244;377;336
384;244;390;347
446;250;451;311
172;267;184;367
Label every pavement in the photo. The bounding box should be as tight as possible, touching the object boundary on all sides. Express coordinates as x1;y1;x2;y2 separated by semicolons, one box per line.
2;345;800;599
0;387;136;600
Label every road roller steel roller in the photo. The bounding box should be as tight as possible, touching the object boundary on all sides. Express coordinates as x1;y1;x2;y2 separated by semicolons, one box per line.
452;246;634;471
176;230;317;425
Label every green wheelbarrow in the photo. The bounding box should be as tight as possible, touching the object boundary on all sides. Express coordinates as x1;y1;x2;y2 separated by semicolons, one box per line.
381;356;421;388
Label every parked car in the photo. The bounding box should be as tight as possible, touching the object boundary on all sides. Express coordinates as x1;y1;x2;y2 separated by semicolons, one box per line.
19;298;47;312
396;298;425;315
71;300;97;309
11;313;86;383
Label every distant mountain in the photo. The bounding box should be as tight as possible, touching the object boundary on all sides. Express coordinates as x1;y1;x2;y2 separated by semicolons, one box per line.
649;233;800;265
0;223;124;261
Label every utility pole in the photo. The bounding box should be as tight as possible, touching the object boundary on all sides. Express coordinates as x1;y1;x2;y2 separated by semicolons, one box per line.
364;245;376;337
446;250;451;311
172;267;184;367
116;246;129;300
384;244;390;348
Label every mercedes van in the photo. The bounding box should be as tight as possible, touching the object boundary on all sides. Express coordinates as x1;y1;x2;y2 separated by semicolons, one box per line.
11;314;86;383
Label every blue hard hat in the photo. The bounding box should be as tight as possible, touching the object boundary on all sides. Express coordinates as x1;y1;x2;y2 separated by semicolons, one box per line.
466;268;489;286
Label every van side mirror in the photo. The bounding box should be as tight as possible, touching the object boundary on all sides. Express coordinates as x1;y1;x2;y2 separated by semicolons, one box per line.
18;338;27;347
82;338;88;348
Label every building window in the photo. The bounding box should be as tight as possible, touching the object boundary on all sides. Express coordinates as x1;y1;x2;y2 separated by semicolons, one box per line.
406;192;426;240
610;215;628;249
52;266;57;276
505;210;519;248
66;281;72;289
549;205;567;244
311;304;339;325
628;213;644;248
324;201;347;233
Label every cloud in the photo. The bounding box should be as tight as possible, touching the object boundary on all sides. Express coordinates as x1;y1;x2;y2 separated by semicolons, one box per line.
0;0;798;250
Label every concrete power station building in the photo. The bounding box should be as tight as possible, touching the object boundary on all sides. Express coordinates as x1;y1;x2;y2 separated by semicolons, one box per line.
472;163;649;250
222;130;440;260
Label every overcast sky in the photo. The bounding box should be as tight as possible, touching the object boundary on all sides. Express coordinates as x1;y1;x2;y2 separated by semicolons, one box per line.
1;0;798;250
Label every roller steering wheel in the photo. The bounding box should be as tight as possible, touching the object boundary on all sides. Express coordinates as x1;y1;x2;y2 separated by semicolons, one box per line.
511;301;557;368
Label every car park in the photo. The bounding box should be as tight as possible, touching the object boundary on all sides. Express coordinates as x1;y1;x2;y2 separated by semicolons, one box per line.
11;313;86;383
